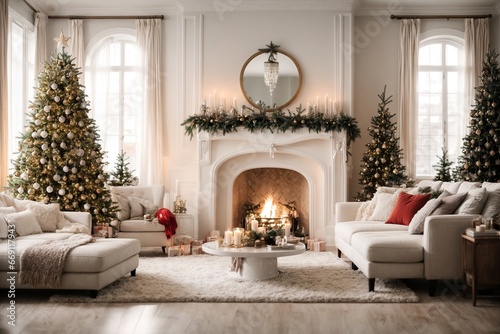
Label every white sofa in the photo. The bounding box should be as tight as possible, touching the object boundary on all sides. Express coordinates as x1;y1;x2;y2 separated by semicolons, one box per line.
335;181;500;295
0;209;140;297
109;185;172;252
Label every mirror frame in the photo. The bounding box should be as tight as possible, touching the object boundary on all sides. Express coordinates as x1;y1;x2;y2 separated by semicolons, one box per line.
239;49;302;112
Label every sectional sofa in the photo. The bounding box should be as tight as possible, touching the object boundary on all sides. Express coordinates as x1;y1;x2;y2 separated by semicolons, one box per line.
335;181;500;295
0;193;140;297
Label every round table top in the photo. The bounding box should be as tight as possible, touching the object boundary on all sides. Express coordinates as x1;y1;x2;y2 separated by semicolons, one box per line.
202;241;305;258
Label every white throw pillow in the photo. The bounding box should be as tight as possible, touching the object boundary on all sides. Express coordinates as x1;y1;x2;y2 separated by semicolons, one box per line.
4;210;43;236
408;198;442;234
355;201;372;221
367;192;400;221
0;207;17;239
27;202;60;232
481;191;500;221
455;187;488;214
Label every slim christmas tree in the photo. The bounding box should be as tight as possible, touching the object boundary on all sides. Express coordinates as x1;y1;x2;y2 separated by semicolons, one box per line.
432;148;453;182
455;49;500;182
6;32;116;225
355;86;413;201
109;150;138;186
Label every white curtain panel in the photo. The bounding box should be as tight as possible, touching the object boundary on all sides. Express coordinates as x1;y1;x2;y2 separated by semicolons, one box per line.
397;19;420;180
69;19;85;82
34;12;47;83
136;18;164;186
0;0;8;187
464;18;489;125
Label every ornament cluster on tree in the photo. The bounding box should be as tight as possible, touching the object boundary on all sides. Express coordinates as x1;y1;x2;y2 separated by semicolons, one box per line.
108;150;138;186
355;86;413;201
7;48;117;225
455;49;500;182
433;148;453;182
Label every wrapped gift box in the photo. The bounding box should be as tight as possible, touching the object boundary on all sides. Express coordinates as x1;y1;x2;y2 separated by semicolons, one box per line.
168;245;181;257
180;243;192;255
310;240;326;252
93;225;113;238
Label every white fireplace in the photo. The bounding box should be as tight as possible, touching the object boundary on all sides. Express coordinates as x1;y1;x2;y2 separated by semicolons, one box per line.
196;128;348;241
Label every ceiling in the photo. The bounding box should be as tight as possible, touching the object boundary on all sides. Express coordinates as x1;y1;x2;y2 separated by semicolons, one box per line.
27;0;499;16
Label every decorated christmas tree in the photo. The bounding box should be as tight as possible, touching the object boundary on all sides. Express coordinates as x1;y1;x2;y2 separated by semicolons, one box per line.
109;151;138;186
433;148;453;182
455;49;500;182
6;32;116;225
355;86;413;201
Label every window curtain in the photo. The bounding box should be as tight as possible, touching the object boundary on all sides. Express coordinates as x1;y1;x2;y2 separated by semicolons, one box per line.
0;0;8;187
34;12;47;81
136;19;164;185
69;19;85;82
464;18;489;123
397;19;420;180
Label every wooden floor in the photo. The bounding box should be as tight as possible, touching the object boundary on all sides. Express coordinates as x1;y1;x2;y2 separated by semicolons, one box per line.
2;248;499;334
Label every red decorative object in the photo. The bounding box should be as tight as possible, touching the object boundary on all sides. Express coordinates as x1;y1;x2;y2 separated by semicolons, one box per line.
386;192;431;226
156;208;178;238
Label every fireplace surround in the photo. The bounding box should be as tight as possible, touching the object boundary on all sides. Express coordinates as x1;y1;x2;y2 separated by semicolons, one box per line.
196;129;348;240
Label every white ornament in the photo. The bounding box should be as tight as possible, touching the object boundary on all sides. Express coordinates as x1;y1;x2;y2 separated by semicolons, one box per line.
54;96;60;102
35;119;41;126
61;76;66;81
65;109;71;115
59;116;66;123
41;143;48;150
67;132;74;139
78;121;84;127
80;160;86;166
17;187;24;194
71;167;78;174
44;105;51;112
40;130;48;138
46;186;53;193
51;83;58;90
80;102;87;109
51;142;57;148
33;183;40;189
31;131;39;138
76;149;85;156
84;204;91;210
53;174;61;181
60;142;67;149
40;158;47;164
58;189;66;196
63;166;70;172
20;172;28;180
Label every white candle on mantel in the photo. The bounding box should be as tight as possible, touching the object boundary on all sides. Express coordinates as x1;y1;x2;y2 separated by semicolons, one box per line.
233;229;242;246
251;219;259;231
224;230;233;245
258;226;266;235
284;223;291;237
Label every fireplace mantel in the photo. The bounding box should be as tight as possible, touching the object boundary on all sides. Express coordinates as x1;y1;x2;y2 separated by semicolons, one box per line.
196;129;348;240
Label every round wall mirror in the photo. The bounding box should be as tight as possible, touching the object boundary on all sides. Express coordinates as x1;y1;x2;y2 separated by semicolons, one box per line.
239;49;302;112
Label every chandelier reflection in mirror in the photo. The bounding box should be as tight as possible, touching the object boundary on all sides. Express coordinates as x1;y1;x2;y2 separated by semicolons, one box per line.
260;42;280;96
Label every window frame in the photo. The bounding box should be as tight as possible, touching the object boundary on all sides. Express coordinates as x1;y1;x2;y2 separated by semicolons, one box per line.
416;29;465;179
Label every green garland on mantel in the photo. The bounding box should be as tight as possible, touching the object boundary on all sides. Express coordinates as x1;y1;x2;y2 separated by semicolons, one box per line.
181;105;361;150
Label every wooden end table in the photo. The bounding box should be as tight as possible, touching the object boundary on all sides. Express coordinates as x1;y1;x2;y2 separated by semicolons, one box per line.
461;234;500;306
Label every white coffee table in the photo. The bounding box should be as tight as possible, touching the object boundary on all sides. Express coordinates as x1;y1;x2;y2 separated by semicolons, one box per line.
202;241;306;280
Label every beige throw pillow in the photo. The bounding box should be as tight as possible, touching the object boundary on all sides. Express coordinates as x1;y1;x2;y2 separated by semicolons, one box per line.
4;210;43;236
432;191;467;215
27;202;60;232
455;188;488;214
128;196;159;220
114;194;131;221
408;198;441;234
0;207;17;239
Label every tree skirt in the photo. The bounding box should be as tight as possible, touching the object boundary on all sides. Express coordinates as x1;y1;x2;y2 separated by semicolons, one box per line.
49;252;419;303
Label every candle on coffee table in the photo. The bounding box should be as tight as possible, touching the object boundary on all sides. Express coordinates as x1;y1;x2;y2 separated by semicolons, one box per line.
233;229;242;246
224;230;233;245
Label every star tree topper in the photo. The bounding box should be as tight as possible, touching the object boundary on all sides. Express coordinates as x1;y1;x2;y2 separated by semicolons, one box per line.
54;30;70;49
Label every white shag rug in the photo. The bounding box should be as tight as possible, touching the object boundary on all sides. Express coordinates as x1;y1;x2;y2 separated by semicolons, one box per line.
49;252;419;303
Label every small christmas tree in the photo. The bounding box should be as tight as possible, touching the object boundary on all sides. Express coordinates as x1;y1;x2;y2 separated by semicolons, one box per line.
109;151;138;186
455;49;500;182
433;148;454;182
6;33;116;225
355;86;413;201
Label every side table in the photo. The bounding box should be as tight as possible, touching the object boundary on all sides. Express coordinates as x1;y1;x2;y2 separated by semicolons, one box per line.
461;234;500;306
174;213;194;238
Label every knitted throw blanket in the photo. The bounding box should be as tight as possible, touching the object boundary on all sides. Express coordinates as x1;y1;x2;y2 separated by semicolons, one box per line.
20;234;94;288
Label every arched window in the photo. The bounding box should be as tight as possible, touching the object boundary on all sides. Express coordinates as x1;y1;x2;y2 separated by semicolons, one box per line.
416;32;465;178
85;31;140;176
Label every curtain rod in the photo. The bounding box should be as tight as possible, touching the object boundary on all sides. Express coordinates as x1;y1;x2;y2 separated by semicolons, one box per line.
391;14;492;20
48;15;164;20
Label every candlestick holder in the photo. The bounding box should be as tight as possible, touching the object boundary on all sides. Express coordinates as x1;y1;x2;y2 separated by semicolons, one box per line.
173;195;187;213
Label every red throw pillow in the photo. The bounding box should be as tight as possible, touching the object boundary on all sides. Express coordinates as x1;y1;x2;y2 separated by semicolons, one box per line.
386;192;431;226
